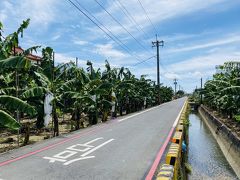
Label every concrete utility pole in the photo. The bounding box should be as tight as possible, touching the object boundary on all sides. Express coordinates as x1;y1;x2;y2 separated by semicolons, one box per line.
174;78;177;95
200;78;203;104
152;35;164;87
76;57;78;67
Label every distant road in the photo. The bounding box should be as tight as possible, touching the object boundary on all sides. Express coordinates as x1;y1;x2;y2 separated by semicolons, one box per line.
0;97;186;180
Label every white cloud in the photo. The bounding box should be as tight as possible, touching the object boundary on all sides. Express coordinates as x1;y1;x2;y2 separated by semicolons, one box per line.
0;1;13;23
95;43;127;58
164;72;181;80
73;39;88;46
168;34;240;53
55;53;76;64
167;51;240;73
93;0;233;37
20;0;57;27
1;0;58;29
0;11;7;22
52;34;61;41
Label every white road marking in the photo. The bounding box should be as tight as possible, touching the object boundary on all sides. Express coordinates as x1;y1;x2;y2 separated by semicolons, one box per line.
43;157;67;163
67;144;94;152
54;150;77;159
63;156;95;165
85;137;103;145
81;139;114;157
118;103;167;122
43;137;114;165
172;100;187;127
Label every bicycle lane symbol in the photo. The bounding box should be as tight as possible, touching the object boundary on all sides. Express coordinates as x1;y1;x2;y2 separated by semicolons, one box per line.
43;137;114;166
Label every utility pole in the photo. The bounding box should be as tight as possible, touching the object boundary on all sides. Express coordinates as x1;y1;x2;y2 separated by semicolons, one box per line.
152;35;164;104
76;57;78;67
200;78;203;104
13;46;20;146
152;35;164;87
174;78;177;95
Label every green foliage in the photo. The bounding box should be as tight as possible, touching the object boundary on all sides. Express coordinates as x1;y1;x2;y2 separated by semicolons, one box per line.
234;115;240;123
0;19;174;134
0;56;31;72
0;95;37;116
203;61;240;119
0;110;21;130
22;87;48;99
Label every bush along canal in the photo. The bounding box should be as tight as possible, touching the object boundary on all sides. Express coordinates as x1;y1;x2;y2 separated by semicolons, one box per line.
188;112;238;179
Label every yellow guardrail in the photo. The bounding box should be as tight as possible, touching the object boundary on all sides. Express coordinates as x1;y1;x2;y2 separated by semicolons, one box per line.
165;143;180;180
157;100;188;180
156;164;174;180
172;131;183;146
176;124;183;132
179;119;184;125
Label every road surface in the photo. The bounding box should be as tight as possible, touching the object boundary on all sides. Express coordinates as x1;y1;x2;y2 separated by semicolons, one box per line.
0;97;186;180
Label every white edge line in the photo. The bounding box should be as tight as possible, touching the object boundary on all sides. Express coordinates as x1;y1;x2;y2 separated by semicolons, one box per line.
81;139;114;157
172;99;187;128
118;101;168;122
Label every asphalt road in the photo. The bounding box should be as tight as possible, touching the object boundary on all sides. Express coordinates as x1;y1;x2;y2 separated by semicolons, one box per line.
0;97;186;180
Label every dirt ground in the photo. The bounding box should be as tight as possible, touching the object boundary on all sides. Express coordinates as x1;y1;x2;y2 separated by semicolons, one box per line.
0;113;90;153
206;107;240;137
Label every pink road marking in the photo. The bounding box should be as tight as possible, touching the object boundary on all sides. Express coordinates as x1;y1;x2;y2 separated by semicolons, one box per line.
0;122;114;167
145;100;186;180
145;127;174;180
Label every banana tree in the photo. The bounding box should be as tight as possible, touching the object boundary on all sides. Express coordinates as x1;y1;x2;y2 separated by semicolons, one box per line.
0;95;36;130
0;56;36;131
204;62;240;119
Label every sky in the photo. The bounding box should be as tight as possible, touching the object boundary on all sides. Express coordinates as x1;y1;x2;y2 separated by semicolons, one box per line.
0;0;240;93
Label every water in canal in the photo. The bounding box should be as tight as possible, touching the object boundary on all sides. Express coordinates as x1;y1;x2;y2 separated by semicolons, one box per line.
188;112;238;180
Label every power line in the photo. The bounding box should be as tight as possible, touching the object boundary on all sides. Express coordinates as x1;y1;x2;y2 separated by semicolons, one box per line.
132;55;156;66
93;0;152;53
114;0;151;40
68;0;149;65
72;0;143;62
136;0;158;35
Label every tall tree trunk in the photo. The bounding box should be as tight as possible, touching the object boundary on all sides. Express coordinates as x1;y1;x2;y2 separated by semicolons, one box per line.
120;105;123;116
102;111;108;122
23;122;30;145
92;111;98;125
36;105;44;129
75;109;81;130
53;103;59;136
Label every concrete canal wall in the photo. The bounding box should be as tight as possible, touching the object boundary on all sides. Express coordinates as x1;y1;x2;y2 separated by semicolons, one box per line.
199;105;240;178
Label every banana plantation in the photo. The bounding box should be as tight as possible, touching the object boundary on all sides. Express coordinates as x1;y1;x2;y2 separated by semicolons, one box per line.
191;61;240;123
203;62;240;122
0;20;173;148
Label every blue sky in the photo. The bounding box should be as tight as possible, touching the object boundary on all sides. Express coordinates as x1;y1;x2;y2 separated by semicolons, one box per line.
0;0;240;92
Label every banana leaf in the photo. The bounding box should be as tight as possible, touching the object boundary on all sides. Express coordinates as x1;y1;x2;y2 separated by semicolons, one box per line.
21;87;48;99
0;110;20;130
0;56;31;71
0;95;36;116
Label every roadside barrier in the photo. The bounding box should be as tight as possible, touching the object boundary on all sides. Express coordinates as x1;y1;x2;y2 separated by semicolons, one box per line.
172;132;183;146
156;164;174;180
176;125;183;132
156;99;188;180
165;143;180;179
179;119;184;125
